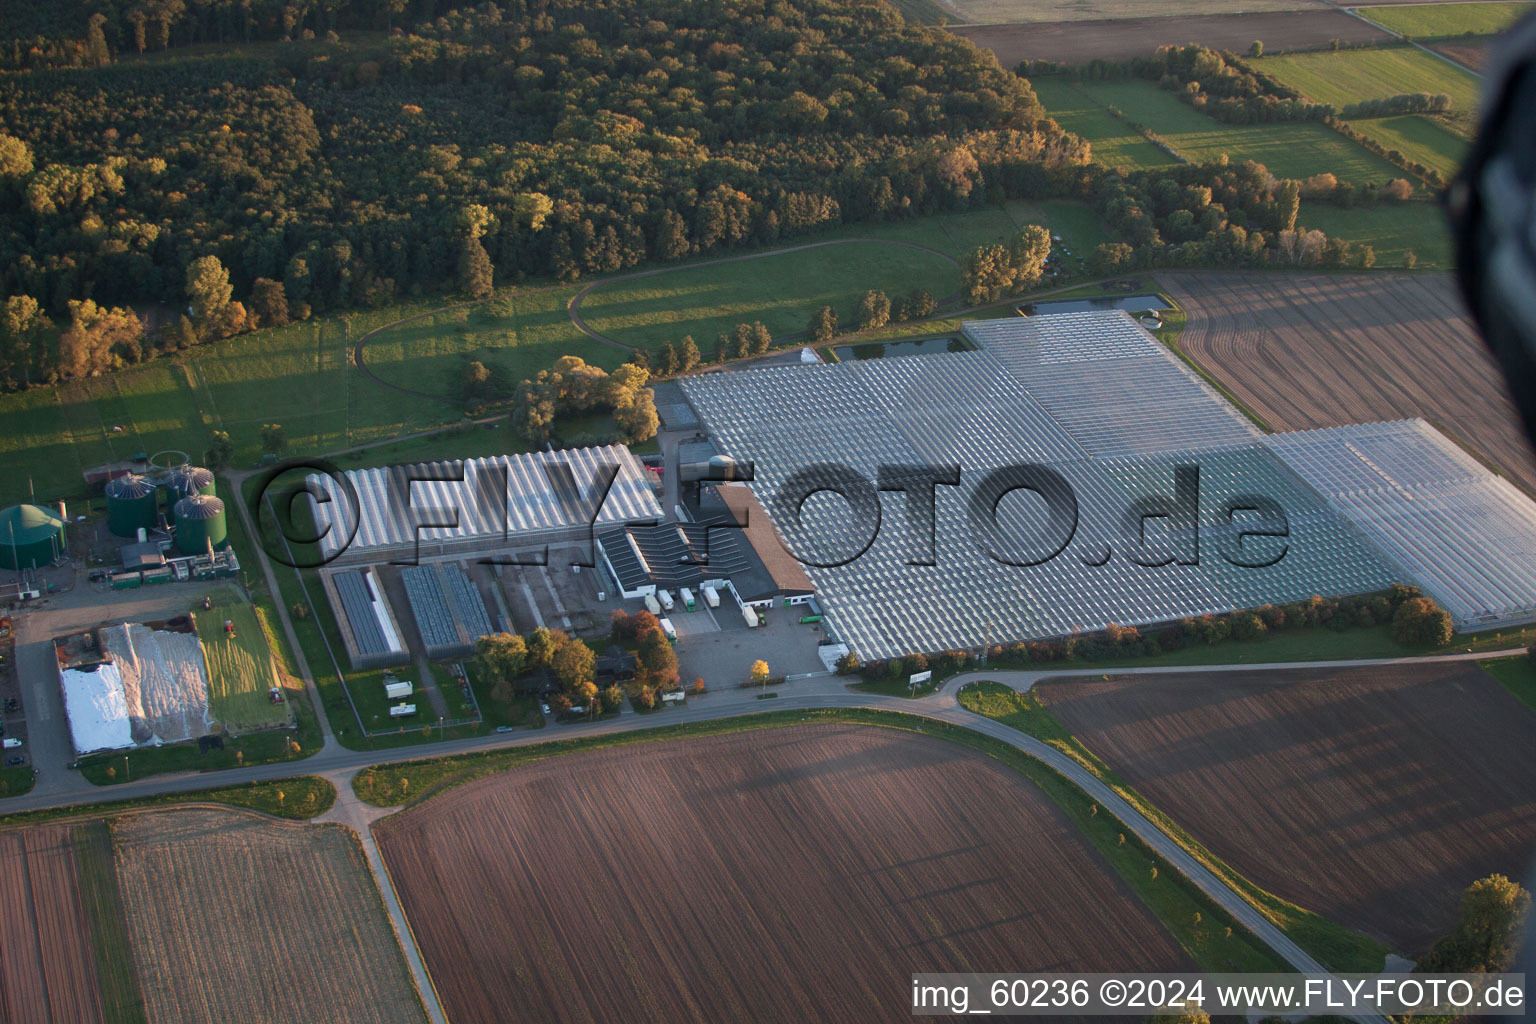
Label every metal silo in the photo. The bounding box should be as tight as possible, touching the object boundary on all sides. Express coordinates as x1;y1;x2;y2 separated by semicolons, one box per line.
0;504;64;570
104;473;158;538
173;494;227;555
165;465;217;514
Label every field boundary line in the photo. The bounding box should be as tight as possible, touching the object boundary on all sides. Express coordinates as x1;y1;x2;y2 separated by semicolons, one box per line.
1341;6;1487;77
344;807;448;1024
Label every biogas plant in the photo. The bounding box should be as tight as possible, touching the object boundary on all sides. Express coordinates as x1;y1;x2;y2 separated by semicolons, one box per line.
309;311;1536;665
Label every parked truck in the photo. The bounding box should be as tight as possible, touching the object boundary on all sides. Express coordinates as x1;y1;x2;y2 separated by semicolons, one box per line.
701;584;721;609
384;679;414;700
388;703;417;718
742;604;759;628
658;617;678;643
661;689;685;704
679;587;696;611
644;593;662;615
657;589;675;612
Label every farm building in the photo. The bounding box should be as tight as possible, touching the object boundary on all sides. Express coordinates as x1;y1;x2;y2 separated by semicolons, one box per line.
306;445;663;566
595;482;813;612
678;311;1536;659
323;567;410;669
0;503;64;571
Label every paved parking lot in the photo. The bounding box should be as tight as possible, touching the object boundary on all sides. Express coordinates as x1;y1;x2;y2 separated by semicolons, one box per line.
675;605;828;688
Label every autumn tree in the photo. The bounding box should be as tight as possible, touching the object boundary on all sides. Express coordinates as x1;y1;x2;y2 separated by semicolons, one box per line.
525;627;565;669
856;290;891;330
457;204;496;298
552;636;596;692
186;256;248;340
57;299;142;378
809;305;838;343
1419;874;1530;972
0;295;52;388
473;632;528;683
0;134;33;178
750;658;771;691
250;278;289;329
1391;596;1452;647
678;335;700;372
259;423;286;453
206;429;234;469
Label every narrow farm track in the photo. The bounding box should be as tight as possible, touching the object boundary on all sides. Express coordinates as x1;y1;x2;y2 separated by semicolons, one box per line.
565;237;962;351
1160;270;1536;494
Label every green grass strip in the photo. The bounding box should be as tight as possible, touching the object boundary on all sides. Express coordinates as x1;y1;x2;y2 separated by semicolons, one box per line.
0;776;336;828
71;820;147;1024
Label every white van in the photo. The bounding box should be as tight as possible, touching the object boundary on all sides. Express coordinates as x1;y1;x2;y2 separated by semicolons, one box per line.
2;738;21;749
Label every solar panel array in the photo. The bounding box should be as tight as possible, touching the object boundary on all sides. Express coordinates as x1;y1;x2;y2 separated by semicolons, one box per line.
439;562;494;643
401;564;463;653
1265;419;1536;630
333;569;404;657
309;445;662;560
964;312;1260;457
680;320;1399;660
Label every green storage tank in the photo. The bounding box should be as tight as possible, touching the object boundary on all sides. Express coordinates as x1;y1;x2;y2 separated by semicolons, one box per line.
173;494;227;555
165;465;216;510
104;473;158;538
0;504;64;570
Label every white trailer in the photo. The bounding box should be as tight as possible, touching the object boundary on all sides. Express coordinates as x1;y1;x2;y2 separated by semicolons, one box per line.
742;604;759;628
661;690;685;704
644;593;662;615
657;589;675;612
384;680;414;700
388;703;417;717
701;585;721;609
679;587;696;611
658;617;678;643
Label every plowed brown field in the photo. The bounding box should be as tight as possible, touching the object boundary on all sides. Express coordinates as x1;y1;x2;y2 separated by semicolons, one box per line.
376;723;1192;1024
112;809;425;1024
0;826;104;1023
1037;663;1536;953
1162;271;1536;494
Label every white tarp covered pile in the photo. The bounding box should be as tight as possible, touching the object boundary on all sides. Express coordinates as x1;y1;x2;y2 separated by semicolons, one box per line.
98;622;214;745
60;661;134;753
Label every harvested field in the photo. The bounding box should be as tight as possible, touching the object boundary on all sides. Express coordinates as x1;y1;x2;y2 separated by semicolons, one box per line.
1432;41;1490;70
1036;663;1536;953
0;825;105;1023
961;10;1388;66
1159;271;1536;494
113;808;425;1024
376;723;1192;1024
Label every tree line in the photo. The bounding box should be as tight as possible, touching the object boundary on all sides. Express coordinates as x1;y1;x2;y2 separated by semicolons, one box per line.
0;0;1092;391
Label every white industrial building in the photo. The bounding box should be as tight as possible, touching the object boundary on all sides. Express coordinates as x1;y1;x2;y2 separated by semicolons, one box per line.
679;311;1536;659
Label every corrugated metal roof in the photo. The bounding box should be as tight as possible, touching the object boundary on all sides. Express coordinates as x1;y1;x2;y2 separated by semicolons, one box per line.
310;445;662;559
